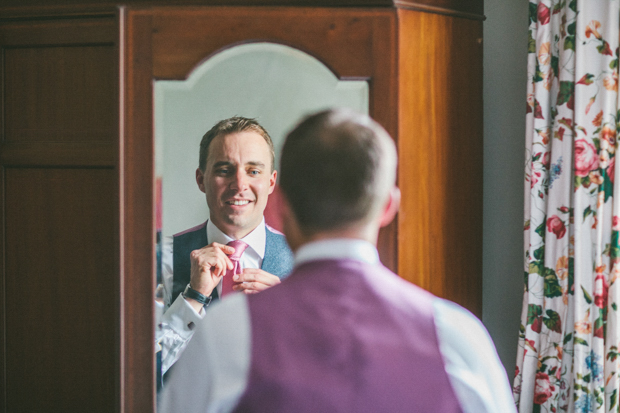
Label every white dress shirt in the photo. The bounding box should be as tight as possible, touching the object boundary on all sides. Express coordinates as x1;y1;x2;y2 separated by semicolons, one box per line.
160;239;517;413
156;219;267;374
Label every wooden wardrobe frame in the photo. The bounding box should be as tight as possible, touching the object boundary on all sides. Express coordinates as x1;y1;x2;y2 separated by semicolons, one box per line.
121;5;482;411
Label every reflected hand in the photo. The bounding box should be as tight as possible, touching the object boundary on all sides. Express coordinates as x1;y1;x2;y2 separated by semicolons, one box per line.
232;268;281;294
187;242;235;310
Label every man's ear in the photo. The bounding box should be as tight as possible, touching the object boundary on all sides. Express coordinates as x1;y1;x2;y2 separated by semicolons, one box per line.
196;168;206;193
268;170;277;195
379;187;401;228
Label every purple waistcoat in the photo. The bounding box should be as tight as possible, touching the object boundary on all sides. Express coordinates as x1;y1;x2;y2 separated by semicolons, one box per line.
233;259;462;413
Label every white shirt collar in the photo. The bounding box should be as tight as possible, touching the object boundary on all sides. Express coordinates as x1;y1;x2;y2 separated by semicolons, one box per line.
206;218;266;259
294;238;379;267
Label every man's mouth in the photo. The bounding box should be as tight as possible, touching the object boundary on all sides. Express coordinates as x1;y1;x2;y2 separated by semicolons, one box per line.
226;200;251;206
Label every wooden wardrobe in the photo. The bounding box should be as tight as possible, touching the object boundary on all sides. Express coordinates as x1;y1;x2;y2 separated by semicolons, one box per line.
0;1;483;411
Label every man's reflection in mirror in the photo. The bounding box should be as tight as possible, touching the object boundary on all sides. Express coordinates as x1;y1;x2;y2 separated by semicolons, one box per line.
155;117;294;386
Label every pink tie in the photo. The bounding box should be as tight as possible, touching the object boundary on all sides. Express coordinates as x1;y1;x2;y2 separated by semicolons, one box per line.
221;240;248;297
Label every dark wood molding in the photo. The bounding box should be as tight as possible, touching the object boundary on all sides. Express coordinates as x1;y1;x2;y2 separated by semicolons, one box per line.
0;0;483;20
394;1;484;20
0;16;116;43
0;166;5;412
119;7;156;413
0;5;117;21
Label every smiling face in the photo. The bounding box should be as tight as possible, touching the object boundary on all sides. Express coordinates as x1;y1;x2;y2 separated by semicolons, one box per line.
197;131;277;239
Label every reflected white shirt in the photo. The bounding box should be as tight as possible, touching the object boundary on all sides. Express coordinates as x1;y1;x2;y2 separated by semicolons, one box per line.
160;238;517;413
156;219;267;373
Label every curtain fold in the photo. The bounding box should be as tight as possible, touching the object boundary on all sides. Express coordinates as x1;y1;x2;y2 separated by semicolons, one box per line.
514;1;620;412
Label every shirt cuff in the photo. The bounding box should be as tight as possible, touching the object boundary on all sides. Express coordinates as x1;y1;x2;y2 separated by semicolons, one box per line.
162;294;206;339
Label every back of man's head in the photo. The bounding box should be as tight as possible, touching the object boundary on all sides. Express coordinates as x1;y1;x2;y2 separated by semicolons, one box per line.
280;109;397;235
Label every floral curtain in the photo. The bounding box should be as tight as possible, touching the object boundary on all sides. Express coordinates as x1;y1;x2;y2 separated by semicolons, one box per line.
513;1;620;412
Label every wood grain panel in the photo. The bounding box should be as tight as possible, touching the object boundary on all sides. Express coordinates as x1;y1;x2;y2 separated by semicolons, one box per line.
3;44;116;143
147;7;384;81
4;167;116;412
0;142;116;167
0;14;120;413
397;9;483;316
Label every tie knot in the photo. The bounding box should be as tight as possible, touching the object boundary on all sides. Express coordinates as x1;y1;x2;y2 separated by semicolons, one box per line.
227;240;248;261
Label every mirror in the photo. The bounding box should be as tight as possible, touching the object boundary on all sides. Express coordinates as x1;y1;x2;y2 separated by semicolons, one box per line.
154;42;368;238
153;41;369;392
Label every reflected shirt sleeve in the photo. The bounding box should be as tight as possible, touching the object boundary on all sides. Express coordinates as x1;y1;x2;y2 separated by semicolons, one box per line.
160;294;251;413
157;294;206;374
156;235;206;374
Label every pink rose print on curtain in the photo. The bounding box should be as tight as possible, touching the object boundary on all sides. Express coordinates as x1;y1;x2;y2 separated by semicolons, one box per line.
542;151;551;169
534;372;555;405
537;3;550;25
547;215;566;239
574;139;599;177
593;272;608;309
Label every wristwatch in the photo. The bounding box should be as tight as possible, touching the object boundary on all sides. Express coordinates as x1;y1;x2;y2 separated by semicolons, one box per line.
182;283;212;307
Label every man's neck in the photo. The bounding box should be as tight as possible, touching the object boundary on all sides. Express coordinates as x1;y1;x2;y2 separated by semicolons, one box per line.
294;237;379;266
292;222;379;253
209;220;261;240
207;218;267;258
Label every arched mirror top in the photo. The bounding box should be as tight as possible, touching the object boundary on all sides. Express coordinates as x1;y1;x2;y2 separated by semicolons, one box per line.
164;41;357;90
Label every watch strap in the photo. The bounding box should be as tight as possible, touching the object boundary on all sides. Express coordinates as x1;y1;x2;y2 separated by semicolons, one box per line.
182;283;212;306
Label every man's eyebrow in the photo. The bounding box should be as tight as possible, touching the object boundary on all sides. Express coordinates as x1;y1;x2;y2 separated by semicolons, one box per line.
212;161;233;169
246;161;266;168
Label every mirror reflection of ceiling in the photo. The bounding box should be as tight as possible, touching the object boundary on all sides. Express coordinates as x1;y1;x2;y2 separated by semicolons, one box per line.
154;42;369;238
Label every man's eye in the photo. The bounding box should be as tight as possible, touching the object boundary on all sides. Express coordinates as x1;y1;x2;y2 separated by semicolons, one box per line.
217;168;230;175
249;170;260;175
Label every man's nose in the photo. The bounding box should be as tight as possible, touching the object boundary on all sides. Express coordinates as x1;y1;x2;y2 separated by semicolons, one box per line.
230;170;249;190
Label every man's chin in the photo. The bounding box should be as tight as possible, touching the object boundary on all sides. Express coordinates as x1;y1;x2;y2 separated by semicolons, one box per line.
221;215;261;235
